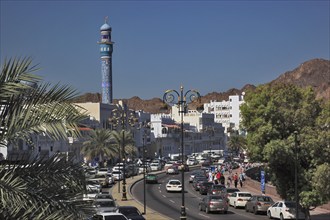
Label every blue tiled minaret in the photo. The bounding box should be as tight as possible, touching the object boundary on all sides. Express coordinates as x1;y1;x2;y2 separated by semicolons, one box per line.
98;17;114;104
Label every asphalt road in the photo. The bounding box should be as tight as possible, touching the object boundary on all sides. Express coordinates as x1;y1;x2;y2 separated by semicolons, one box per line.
132;172;270;220
131;171;330;220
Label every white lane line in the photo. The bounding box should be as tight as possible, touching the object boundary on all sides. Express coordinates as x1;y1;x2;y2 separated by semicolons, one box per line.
169;199;175;203
198;213;210;218
162;195;166;198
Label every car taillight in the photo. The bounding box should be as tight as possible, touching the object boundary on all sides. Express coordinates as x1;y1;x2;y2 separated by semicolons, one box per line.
257;202;261;206
238;198;243;201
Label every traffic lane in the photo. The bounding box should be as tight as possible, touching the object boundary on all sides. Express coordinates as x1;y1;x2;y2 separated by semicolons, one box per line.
133;172;270;220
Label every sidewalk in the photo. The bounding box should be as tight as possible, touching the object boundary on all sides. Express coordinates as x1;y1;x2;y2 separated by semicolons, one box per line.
110;174;171;220
225;171;330;216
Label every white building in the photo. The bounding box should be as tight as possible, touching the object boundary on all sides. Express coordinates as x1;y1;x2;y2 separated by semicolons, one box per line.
203;94;245;134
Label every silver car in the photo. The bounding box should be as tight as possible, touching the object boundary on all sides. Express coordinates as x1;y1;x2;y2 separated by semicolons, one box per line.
199;195;228;214
245;195;274;214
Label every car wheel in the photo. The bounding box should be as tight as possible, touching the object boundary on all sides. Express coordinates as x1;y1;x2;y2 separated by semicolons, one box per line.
223;210;227;214
199;204;202;211
267;211;273;219
206;207;209;214
234;202;237;209
245;205;248;212
280;213;284;220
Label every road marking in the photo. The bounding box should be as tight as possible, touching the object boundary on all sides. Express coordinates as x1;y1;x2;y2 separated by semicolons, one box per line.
198;213;210;218
162;195;166;198
169;200;175;203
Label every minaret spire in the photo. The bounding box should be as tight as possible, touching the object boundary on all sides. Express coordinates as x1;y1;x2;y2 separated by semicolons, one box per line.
98;17;114;104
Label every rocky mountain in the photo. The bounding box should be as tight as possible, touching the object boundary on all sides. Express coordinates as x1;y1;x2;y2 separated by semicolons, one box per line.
73;58;329;113
270;58;329;101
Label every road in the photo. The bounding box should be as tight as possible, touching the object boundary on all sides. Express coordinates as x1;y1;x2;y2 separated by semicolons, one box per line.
131;171;330;220
132;172;269;220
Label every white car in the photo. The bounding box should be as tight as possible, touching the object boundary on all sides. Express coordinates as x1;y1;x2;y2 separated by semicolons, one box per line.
166;166;179;174
150;162;161;171
91;212;128;220
267;201;305;220
112;170;124;181
166;179;182;192
228;192;252;208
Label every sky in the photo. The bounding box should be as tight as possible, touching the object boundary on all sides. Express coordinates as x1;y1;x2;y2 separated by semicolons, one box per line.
1;0;329;100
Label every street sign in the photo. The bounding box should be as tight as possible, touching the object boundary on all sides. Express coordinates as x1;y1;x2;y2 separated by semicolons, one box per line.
261;170;265;194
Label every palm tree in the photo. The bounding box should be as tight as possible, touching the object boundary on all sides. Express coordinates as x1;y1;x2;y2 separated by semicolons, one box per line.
110;130;137;161
81;128;118;166
0;57;94;219
227;134;247;156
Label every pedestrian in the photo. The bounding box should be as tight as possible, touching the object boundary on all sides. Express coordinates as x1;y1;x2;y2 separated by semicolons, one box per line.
233;173;238;188
239;172;244;188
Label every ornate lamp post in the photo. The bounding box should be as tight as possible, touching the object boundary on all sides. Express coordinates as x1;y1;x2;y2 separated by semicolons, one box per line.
110;102;137;201
163;85;201;220
294;131;299;220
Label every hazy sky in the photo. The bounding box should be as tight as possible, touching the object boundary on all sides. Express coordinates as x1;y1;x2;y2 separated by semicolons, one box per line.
1;0;329;100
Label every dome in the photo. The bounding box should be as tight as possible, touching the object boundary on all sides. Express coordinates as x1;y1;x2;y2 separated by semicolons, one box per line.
100;23;111;31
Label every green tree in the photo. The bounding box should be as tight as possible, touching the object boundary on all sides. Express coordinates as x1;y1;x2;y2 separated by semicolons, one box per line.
110;130;137;161
0;58;94;219
240;83;329;218
81;128;118;165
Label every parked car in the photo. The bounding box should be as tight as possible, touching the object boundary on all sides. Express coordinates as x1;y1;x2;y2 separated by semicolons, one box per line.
166;179;182;192
112;170;124;181
97;167;109;175
166;166;179;175
93;198;118;213
145;174;158;184
94;193;114;200
117;206;145;220
198;195;228;214
245;195;274;214
91;212;128;220
199;181;214;195
208;184;226;195
228;192;252;209
267;201;305;220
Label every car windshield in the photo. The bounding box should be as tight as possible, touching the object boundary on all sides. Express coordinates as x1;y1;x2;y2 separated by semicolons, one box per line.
285;202;296;208
258;196;273;202
226;188;240;193
213;185;225;190
238;193;252;197
95;201;115;207
104;216;127;220
120;207;140;216
169;181;181;185
210;196;223;200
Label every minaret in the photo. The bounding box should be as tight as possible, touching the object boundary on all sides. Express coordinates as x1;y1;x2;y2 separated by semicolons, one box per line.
98;17;114;104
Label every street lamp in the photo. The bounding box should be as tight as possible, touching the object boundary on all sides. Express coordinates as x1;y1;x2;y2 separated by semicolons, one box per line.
163;85;201;220
110;102;137;201
294;131;299;220
142;131;147;215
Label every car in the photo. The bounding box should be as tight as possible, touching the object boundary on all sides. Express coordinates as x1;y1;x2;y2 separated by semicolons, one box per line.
166;179;182;192
95;193;114;200
145;174;158;184
112;170;124;181
166;166;179;174
198;194;228;214
117;206;145;220
189;170;206;183
98;167;109;175
228;192;252;208
208;184;226;195
192;176;208;191
222;187;240;198
199;181;214;195
149;162;161;171
91;212;128;220
267;201;305;220
177;163;189;172
93;198;118;213
245;195;274;214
